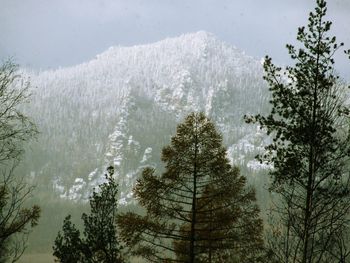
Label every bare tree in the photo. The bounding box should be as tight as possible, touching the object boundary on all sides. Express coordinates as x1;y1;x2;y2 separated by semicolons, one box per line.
0;163;40;263
0;60;37;163
0;60;40;262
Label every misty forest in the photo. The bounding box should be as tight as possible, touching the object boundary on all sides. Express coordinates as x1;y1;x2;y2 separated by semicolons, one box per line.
1;0;350;262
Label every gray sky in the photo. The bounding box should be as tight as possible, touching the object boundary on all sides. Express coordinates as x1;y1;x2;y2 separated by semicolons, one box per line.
1;0;349;77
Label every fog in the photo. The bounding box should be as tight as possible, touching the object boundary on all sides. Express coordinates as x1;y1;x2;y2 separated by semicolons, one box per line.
1;0;349;76
1;1;350;262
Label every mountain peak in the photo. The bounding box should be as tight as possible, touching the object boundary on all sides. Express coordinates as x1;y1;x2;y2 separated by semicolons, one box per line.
94;31;242;64
26;31;267;201
175;31;217;43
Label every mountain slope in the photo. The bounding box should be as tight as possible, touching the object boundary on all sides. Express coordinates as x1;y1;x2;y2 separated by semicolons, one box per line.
21;31;269;202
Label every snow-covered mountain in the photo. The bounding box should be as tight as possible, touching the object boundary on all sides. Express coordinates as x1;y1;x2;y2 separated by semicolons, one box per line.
21;31;270;202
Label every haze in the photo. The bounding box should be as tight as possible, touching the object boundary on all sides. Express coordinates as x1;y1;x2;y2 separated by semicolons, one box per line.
1;0;349;77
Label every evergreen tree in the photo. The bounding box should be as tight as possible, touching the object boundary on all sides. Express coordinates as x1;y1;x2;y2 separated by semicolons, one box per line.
52;215;84;263
53;168;124;263
118;112;264;262
173;173;265;263
245;1;350;262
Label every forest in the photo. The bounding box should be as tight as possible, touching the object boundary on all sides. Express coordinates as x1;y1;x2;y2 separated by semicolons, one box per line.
1;0;350;262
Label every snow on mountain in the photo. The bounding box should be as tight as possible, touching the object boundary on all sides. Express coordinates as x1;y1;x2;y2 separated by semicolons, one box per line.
21;31;270;202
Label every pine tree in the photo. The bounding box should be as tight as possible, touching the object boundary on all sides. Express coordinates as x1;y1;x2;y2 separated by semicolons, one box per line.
173;173;265;263
245;1;350;262
118;112;264;262
52;215;84;263
53;168;124;263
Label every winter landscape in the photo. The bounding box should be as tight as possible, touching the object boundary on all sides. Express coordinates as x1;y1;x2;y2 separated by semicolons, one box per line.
1;1;350;262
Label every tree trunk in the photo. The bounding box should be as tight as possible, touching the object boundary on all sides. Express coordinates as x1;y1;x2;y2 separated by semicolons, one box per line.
189;132;199;263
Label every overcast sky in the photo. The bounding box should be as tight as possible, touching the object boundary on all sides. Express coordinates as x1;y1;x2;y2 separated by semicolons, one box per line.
1;0;349;77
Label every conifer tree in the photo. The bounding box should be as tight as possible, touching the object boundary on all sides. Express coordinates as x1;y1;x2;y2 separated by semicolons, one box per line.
118;112;264;262
52;215;84;263
245;1;350;262
53;168;124;263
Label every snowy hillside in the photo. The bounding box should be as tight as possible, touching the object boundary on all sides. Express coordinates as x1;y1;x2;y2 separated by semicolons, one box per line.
21;31;270;202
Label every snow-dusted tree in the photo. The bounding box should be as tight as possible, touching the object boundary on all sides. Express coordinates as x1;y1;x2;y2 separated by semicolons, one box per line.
245;1;350;262
118;112;264;262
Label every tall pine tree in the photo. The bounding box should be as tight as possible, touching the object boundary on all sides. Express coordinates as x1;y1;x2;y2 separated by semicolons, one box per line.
245;1;350;262
118;112;264;262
